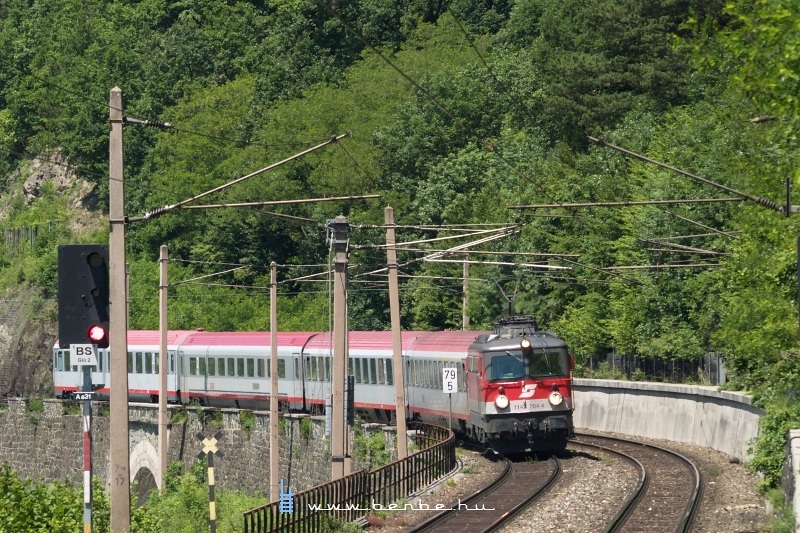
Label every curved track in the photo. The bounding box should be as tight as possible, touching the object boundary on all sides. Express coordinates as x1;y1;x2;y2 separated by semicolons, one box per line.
408;453;561;533
572;433;702;533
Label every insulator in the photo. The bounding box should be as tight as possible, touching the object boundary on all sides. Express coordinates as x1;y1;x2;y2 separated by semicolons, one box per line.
752;196;782;213
143;119;173;130
144;205;174;220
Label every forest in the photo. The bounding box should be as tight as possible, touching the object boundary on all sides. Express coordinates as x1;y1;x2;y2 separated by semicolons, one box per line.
1;0;800;492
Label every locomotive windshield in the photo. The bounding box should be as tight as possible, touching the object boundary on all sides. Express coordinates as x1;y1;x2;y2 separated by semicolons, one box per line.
486;348;568;380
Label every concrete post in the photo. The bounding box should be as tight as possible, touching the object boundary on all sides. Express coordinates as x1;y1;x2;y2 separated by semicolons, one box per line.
158;245;168;491
109;86;131;531
384;207;408;460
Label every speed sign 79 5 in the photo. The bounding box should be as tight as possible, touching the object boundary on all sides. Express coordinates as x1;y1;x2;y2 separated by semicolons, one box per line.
442;367;457;394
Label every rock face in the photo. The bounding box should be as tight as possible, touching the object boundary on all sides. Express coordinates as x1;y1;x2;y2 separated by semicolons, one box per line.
0;151;102;398
20;152;100;231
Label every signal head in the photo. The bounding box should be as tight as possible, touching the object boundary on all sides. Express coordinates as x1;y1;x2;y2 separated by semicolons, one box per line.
87;324;108;347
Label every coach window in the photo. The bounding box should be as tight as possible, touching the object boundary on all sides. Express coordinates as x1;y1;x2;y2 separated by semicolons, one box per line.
217;358;224;376
227;358;235;376
325;357;331;382
145;353;153;374
152;353;158;374
309;357;317;381
135;352;143;374
354;358;362;384
294;358;299;380
317;356;325;381
237;358;245;377
208;358;216;376
189;357;197;376
377;359;385;385
278;359;286;378
458;365;466;391
258;359;265;378
199;357;207;376
247;358;255;378
385;360;393;385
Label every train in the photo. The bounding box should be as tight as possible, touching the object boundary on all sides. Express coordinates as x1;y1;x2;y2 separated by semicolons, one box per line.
53;316;574;453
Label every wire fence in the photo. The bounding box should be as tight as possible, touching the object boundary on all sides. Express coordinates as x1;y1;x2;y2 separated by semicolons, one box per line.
2;223;55;254
583;353;726;385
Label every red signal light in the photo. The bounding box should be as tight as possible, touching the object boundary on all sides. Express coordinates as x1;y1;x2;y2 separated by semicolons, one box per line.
87;325;107;344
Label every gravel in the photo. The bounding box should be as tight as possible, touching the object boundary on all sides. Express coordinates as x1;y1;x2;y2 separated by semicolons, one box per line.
497;447;639;533
367;435;774;533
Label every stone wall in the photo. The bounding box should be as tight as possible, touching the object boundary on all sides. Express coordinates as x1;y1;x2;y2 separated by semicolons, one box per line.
573;379;762;460
0;399;398;499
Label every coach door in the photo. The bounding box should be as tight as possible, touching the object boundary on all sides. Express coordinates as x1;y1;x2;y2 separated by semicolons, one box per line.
466;353;482;419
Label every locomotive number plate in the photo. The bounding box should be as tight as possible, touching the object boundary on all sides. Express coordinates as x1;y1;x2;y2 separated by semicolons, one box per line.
511;399;548;411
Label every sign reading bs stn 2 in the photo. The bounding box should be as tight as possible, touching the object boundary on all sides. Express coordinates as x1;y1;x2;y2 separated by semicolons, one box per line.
57;245;110;349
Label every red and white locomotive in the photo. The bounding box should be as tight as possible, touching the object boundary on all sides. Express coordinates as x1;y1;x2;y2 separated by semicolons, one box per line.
53;316;574;453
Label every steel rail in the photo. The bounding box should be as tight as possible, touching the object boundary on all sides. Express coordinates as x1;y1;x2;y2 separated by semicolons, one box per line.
574;432;703;533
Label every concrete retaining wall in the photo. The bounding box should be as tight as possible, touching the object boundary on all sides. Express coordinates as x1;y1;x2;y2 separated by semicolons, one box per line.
573;379;762;460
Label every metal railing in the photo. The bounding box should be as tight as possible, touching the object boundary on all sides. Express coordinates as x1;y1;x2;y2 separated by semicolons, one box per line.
243;422;456;533
585;353;725;385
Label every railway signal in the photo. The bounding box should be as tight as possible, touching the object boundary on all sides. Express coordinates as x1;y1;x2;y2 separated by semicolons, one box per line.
57;245;110;349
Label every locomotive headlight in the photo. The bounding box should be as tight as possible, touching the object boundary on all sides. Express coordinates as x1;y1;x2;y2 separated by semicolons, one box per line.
548;391;563;406
495;394;509;409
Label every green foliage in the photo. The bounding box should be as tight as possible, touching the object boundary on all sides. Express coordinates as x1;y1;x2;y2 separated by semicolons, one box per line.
3;0;800;496
747;356;800;489
62;401;81;415
764;487;794;533
573;361;627;380
239;410;256;436
0;465;119;533
299;416;314;440
132;460;264;533
352;424;391;470
27;397;44;412
169;407;188;426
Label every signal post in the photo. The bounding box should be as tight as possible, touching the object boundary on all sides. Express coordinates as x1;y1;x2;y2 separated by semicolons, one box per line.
57;245;110;533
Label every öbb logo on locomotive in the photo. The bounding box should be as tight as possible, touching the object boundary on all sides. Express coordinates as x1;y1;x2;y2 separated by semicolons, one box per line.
53;316;574;453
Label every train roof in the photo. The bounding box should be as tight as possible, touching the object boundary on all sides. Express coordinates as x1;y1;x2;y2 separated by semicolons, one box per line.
304;331;419;352
180;331;315;347
55;330;197;348
127;330;196;345
408;330;487;353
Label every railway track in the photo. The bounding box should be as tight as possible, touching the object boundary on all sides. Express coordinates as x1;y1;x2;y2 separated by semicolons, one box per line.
407;453;561;533
571;433;702;533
